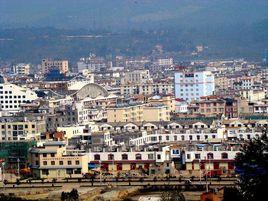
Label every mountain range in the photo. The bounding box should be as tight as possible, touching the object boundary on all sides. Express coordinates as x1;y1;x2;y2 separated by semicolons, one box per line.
0;0;268;62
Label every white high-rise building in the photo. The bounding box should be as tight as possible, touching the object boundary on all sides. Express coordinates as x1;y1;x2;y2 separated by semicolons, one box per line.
174;71;215;102
0;76;38;113
13;63;30;75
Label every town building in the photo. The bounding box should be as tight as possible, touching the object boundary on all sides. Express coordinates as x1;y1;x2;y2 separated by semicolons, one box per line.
41;59;69;74
29;141;88;179
0;117;46;141
174;71;215;102
13;63;30;75
106;103;170;123
121;70;151;84
0;76;38;113
120;82;173;96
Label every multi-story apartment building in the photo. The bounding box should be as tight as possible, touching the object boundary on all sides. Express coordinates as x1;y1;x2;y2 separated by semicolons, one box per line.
154;58;173;66
106;103;170;123
174;71;215;102
143;104;170;122
0;76;38;113
13;63;30;75
41;59;69;74
45;106;78;131
147;95;176;113
197;97;225;117
107;103;144;123
0;118;46;141
215;76;230;91
29;141;88;179
239;90;265;102
120;82;173;96
121;70;151;84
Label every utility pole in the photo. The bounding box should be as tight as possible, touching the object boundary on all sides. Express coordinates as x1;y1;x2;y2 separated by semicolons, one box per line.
205;156;208;193
17;158;20;180
199;159;202;183
99;160;102;185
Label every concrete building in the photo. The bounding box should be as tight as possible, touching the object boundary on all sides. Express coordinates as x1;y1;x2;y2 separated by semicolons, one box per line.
155;58;173;66
57;125;86;139
0;118;46;141
87;147;171;173
185;150;239;172
13;63;30;75
107;103;144;123
0;76;38;113
192;96;225;117
147;95;176;113
239;90;265;102
175;71;215;102
120;83;173;96
143;104;170;122
41;59;69;74
106;103;170;123
29;141;88;179
121;70;151;84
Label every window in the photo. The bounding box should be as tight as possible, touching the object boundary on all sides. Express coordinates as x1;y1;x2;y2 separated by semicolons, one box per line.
221;153;228;159
187;154;191;159
68;161;72;165
108;154;114;160
122;154;128;160
195;154;201;159
157;154;161;160
66;169;73;174
42;169;49;175
75;160;80;165
51;161;55;165
74;168;81;174
59;161;63;165
43;161;47;165
51;153;55;157
207;153;214;159
148;154;154;160
43;153;47;157
135;153;142;160
94;154;100;160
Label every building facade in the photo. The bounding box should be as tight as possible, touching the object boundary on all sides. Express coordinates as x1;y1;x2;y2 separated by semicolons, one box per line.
0;77;38;113
13;63;30;75
42;59;69;74
175;71;215;102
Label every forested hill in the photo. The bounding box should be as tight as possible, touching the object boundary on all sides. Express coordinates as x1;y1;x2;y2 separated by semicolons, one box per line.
1;0;268;30
0;0;267;62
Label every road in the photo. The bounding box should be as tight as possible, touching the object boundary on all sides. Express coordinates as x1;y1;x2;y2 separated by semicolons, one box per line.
0;177;237;188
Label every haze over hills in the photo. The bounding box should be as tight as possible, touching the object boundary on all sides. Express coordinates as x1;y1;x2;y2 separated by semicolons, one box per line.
0;0;268;62
1;0;268;30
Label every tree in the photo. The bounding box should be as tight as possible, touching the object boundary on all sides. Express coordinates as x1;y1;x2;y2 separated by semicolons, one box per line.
160;190;186;201
222;187;243;201
61;189;79;201
235;133;268;201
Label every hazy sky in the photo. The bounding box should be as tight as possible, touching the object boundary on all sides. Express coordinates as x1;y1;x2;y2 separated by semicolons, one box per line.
0;0;267;30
